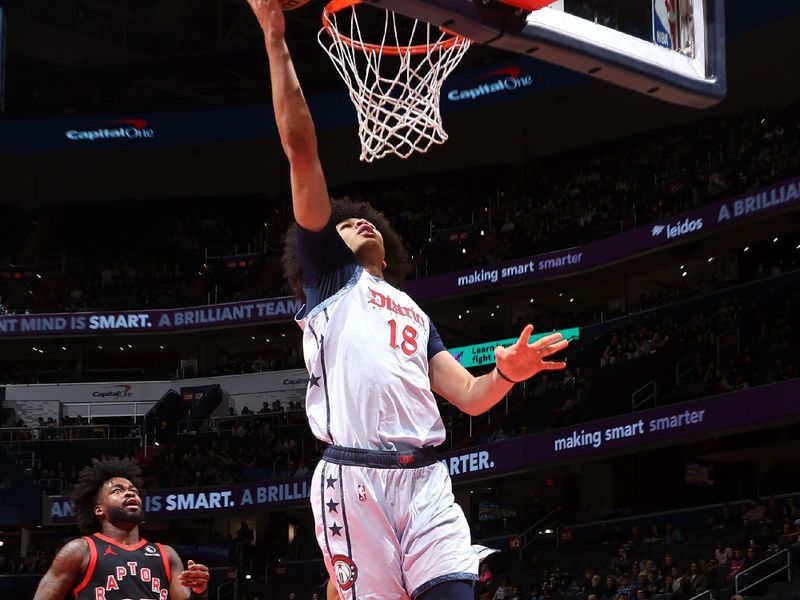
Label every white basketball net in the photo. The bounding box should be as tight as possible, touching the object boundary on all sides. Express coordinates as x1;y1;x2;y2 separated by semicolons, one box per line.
318;2;471;162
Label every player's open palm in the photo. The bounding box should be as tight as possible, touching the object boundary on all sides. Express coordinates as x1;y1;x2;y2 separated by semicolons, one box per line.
494;324;569;383
246;0;286;40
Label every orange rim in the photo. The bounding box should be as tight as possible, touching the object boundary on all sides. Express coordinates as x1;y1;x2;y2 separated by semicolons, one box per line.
321;0;469;56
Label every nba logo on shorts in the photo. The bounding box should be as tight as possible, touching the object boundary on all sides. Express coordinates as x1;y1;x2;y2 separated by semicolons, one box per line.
357;484;367;502
331;554;358;590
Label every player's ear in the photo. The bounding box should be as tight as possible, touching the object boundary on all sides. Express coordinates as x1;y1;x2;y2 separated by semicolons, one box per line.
94;503;104;518
381;260;387;271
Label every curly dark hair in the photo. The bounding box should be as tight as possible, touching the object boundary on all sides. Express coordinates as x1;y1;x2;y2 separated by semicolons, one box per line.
72;457;144;534
281;198;410;301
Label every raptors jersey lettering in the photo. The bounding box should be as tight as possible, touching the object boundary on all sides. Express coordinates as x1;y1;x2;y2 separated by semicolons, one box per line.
72;534;171;600
299;266;446;450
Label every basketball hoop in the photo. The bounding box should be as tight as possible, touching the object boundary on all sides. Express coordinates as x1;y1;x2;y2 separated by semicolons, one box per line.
318;0;471;162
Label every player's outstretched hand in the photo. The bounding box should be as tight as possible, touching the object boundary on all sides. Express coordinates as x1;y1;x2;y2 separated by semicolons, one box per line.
245;0;286;41
178;560;210;594
494;324;569;383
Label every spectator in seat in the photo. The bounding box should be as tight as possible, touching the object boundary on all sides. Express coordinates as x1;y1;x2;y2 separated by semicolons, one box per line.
688;562;708;594
715;540;734;565
604;574;619;598
644;525;662;544
586;574;604;598
660;555;675;579
616;574;638;599
611;547;631;572
662;522;683;544
493;578;511;599
742;499;766;523
478;562;494;593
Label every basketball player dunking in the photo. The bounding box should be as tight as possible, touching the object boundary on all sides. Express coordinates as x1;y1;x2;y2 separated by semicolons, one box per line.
34;458;210;600
245;1;569;598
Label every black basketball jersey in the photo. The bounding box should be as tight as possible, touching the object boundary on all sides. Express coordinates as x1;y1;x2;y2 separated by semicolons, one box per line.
72;533;172;600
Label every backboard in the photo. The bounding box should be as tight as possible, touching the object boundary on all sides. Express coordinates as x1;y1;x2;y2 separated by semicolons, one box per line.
368;0;726;108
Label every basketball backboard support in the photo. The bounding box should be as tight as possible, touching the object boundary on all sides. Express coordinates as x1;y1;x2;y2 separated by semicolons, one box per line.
368;0;726;108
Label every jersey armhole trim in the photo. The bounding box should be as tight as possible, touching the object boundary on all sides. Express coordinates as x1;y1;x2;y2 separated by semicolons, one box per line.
72;536;97;599
305;265;363;321
156;543;171;582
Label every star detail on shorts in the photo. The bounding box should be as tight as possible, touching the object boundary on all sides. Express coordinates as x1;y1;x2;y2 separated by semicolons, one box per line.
329;522;342;537
326;499;339;513
326;476;337;489
309;373;321;387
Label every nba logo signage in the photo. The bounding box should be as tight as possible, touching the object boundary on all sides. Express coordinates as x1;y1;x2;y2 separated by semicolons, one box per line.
652;0;677;50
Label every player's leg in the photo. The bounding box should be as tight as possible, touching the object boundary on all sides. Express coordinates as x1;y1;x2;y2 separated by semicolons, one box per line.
310;459;408;599
417;580;475;600
401;463;479;599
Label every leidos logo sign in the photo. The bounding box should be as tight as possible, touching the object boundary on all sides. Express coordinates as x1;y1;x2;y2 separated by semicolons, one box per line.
651;217;704;240
447;67;533;102
65;118;155;142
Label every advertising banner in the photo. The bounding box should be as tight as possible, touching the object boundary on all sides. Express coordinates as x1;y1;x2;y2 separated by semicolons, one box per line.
45;378;800;523
0;296;302;338
4;369;309;404
403;176;800;301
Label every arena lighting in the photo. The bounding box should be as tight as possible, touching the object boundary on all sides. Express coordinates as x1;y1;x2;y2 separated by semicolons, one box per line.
744;246;750;252
97;345;103;350
708;257;714;262
458;315;462;319
461;248;466;254
680;264;685;269
0;541;4;547
32;346;37;351
569;298;574;303
245;575;252;580
544;529;553;534
480;230;485;236
251;336;256;340
529;298;534;303
265;338;270;343
61;346;66;351
796;244;800;250
773;237;779;243
39;349;43;354
35;273;41;279
127;344;132;348
281;333;286;337
490;312;495;317
682;271;688;277
119;347;124;351
495;305;499;309
159;345;165;349
465;310;470;314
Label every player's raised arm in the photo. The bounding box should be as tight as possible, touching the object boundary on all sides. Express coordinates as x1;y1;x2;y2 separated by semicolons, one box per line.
33;538;88;600
246;0;331;231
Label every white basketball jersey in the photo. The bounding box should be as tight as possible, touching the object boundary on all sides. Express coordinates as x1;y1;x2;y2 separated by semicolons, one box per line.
298;267;446;450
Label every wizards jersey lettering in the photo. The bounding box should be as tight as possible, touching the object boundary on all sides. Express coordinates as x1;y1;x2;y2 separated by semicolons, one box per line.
73;534;171;600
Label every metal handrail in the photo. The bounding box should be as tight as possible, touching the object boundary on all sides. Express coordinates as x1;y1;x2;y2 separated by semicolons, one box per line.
675;353;700;386
735;548;791;594
687;590;711;600
518;510;557;552
632;380;657;411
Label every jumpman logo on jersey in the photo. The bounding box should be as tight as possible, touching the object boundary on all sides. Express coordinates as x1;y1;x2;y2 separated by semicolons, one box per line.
103;545;118;557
